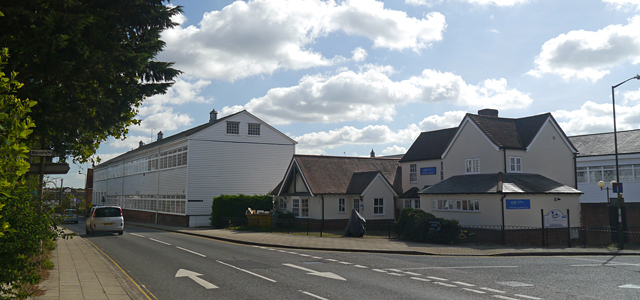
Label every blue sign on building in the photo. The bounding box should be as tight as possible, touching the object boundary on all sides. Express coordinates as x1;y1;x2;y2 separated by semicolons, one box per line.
420;167;436;175
506;199;530;209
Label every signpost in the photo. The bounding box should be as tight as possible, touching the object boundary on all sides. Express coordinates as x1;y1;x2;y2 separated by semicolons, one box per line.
26;163;70;175
30;150;58;157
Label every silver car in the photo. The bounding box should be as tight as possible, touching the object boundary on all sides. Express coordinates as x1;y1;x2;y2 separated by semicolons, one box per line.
63;209;79;224
85;206;124;236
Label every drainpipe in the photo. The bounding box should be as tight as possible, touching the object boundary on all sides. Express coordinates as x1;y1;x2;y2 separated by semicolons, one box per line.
156;147;160;224
321;195;325;237
503;149;507;173
498;172;506;245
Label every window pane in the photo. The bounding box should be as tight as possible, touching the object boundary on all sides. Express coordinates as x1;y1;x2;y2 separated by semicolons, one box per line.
589;167;602;182
603;166;615;182
620;165;633;182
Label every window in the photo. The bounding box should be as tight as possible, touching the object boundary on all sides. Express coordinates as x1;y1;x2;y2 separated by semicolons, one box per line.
373;198;384;215
301;199;309;217
433;199;479;212
603;166;615;182
279;198;287;209
414;199;420;209
353;198;360;212
248;123;261;136
292;199;300;217
409;164;417;182
589;167;603;183
509;156;522;172
404;199;420;209
226;121;239;135
404;199;411;208
465;158;480;174
338;198;346;213
577;167;587;183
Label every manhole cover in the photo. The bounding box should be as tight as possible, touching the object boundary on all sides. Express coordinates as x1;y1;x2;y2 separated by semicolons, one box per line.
496;281;534;287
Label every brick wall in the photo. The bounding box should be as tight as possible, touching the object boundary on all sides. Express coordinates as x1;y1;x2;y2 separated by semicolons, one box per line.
580;203;610;227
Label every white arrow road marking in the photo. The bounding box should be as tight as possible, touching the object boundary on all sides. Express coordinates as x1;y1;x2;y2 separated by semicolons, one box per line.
620;284;640;289
175;269;218;289
283;263;347;281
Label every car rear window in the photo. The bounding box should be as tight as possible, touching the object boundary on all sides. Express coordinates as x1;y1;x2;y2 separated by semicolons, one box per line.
95;208;121;218
65;210;77;215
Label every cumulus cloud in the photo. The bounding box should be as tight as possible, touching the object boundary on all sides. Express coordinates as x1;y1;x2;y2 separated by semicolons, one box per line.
553;98;640;135
352;47;368;62
221;67;531;124
107;136;152;150
406;0;526;6
293;110;471;154
603;0;640;10
528;16;640;82
159;0;446;81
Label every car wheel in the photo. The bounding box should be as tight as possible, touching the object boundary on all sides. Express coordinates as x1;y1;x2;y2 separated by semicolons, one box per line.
118;231;123;235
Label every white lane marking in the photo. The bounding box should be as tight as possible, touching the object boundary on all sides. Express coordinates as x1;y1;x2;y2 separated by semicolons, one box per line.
514;294;543;300
176;246;206;257
130;233;145;237
354;265;369;269
312;256;323;259
325;259;338;262
388;269;402;272
288;252;299;254
493;296;521;300
175;269;218;289
411;277;430;282
217;260;277;283
277;250;288;253
299;254;311;257
573;263;640;267
434;282;457;287
620;284;640;289
388;273;405;276
463;288;486;294
283;263;347;281
406;266;518;270
481;287;506;293
338;261;352;265
149;238;171;245
372;269;387;273
267;248;276;251
299;290;330;300
454;281;475;287
426;276;448;281
404;272;421;276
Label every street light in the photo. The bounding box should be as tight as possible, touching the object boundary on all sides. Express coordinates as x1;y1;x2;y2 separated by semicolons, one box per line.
610;74;640;250
597;180;616;204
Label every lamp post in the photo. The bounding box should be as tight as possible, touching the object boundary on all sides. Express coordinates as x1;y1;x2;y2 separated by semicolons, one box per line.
610;74;640;250
597;180;616;204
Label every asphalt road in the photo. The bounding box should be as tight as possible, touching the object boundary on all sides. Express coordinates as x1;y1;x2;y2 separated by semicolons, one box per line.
63;220;640;300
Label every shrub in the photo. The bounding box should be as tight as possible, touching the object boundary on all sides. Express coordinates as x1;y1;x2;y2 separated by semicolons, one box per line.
394;207;459;244
210;194;273;228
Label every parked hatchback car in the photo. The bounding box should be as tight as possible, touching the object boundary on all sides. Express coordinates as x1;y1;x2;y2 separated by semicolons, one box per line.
63;209;79;224
85;206;124;236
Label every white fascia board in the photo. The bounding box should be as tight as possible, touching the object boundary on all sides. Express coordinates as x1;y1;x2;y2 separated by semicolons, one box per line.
361;173;399;197
441;117;499;159
527;116;578;153
277;158;314;197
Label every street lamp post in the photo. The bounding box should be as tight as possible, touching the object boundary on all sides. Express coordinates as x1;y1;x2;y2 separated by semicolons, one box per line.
610;74;640;250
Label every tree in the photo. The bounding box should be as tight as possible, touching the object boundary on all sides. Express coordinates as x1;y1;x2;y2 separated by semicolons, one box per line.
0;0;182;163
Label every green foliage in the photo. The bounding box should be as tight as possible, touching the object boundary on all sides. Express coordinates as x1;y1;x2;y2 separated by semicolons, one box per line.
210;195;273;228
395;208;459;244
0;48;61;299
0;0;183;163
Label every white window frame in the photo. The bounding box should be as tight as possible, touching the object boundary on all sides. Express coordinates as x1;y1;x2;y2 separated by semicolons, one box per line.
338;198;346;213
432;199;480;212
403;199;420;209
248;123;261;136
373;198;384;215
292;199;300;217
301;199;309;218
509;156;522;173
279;198;287;210
226;121;240;135
465;158;480;174
353;198;360;212
409;163;417;183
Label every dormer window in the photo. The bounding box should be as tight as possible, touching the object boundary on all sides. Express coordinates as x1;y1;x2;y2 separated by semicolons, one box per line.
509;156;522;173
248;123;260;136
465;158;480;174
226;121;239;135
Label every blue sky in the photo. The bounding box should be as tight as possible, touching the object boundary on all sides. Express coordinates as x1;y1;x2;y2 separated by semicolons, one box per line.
58;0;640;188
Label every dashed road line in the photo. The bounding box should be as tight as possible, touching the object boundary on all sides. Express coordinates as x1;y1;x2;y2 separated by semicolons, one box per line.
354;265;368;269
493;295;521;300
325;259;338;262
463;288;486;294
404;271;421;276
311;256;323;259
130;233;145;237
372;269;387;273
481;287;506;293
388;269;402;272
453;281;475;287
338;261;352;265
299;290;329;300
411;277;430;282
176;246;206;257
299;254;311;257
217;260;277;283
426;276;448;281
388;273;405;276
149;238;171;245
434;282;457;287
514;294;543;300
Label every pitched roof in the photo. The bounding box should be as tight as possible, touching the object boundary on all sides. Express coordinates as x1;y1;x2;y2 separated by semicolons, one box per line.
346;171;381;194
569;129;640;157
466;113;551;149
419;173;582;195
399;127;457;162
281;155;400;195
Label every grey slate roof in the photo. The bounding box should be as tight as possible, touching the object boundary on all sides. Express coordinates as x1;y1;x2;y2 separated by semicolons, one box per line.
400;187;421;198
277;155;401;195
399;128;457;162
569;129;640;157
419;173;582;195
346;171;381;194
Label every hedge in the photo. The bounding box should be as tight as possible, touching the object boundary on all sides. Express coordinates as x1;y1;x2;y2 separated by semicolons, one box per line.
395;208;460;244
210;194;273;228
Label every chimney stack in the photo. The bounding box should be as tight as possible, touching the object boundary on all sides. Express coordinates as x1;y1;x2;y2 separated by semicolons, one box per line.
139;140;145;148
209;109;218;123
157;131;163;141
478;108;498;117
370;149;375;158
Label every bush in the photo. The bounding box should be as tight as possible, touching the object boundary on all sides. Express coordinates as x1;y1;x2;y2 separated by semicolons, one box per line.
210;194;273;228
394;207;459;244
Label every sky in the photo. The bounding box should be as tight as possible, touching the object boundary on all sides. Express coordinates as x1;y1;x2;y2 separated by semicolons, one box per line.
56;0;640;188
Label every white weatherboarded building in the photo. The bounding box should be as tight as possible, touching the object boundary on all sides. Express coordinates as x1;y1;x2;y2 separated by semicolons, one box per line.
92;110;296;227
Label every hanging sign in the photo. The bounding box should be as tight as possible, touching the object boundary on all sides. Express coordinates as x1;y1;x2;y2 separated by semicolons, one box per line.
544;209;568;228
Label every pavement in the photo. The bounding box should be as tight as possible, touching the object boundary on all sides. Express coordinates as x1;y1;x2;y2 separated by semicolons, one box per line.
32;222;640;299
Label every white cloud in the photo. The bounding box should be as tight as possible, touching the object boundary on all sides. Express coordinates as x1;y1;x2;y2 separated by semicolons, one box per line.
352;47;368;62
553;99;640;135
528;16;640;82
603;0;640;10
143;78;213;107
406;0;526;6
160;0;446;81
381;145;407;155
221;67;531;125
137;110;193;133
107;136;151;150
418;110;467;130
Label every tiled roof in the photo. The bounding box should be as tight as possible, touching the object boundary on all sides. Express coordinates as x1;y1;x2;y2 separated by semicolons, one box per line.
289;155;400;195
419;173;582;195
467;113;551;150
400;187;421;198
346;171;380;194
569;129;640;157
399;128;457;162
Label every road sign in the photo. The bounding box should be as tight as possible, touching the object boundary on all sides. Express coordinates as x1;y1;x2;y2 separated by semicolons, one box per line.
30;150;57;157
26;163;70;175
613;182;623;193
